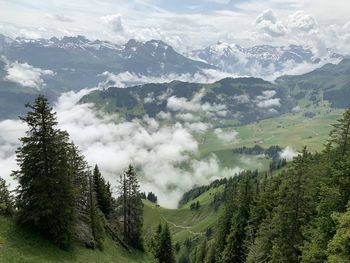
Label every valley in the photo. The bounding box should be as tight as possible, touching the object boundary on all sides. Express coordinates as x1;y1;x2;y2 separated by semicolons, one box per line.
1;2;350;262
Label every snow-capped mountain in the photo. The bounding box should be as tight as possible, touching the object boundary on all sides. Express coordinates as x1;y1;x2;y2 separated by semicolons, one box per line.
0;34;216;119
0;34;346;120
0;35;215;83
191;41;343;78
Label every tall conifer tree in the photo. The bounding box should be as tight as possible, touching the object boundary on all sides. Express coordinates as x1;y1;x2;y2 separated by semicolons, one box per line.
93;165;112;217
13;95;75;248
119;165;144;249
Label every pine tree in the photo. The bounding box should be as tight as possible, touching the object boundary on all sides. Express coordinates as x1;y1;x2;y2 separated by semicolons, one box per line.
301;112;350;263
119;165;144;249
88;174;105;249
147;192;158;203
327;202;350;262
328;108;350;156
219;174;254;263
268;148;313;263
214;179;239;260
12;95;75;248
69;143;92;246
196;239;207;263
93;165;112;217
150;224;163;261
204;241;217;263
0;177;14;215
246;175;281;263
158;223;176;263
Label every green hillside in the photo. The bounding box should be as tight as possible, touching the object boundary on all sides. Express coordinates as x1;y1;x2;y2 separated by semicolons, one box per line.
0;216;155;263
200;107;343;153
143;184;225;260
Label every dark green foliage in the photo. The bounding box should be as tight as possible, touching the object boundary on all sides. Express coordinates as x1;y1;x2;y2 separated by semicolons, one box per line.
268;148;314;263
158;223;175;263
88;175;105;250
147;192;158;203
233;145;282;161
11;96;109;250
327;202;350;262
0;177;14;215
206;227;213;240
219;173;255;263
119;165;144;250
184;238;193;251
329;108;350;156
190;201;200;211
13;95;75;249
190;239;207;263
70;144;103;248
211;192;224;211
269;158;287;172
150;224;162;261
150;223;175;263
93;165;113;217
190;107;350;263
140;192;146;199
178;255;190;263
179;178;227;207
175;242;181;253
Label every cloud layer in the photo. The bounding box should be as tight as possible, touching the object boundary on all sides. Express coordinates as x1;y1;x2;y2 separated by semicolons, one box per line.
1;1;350;54
0;88;241;208
4;60;54;89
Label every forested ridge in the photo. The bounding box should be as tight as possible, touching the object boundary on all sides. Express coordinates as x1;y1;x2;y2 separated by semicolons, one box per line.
2;95;350;263
187;109;350;263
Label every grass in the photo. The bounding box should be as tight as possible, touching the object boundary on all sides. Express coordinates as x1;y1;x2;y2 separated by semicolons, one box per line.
199;107;343;154
143;184;224;248
143;185;226;260
234;108;342;152
0;216;155;263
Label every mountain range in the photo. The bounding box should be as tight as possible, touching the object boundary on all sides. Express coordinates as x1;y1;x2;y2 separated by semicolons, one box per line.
82;59;350;126
191;41;343;77
0;34;347;120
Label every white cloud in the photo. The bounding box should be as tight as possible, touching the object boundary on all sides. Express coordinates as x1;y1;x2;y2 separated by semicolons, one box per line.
259;90;277;99
279;146;298;161
184;122;211;133
156;111;172;120
234;94;250;103
45;14;74;23
191;154;242;182
167;89;226;117
287;11;317;32
4;60;54;90
214;128;239;143
0;88;241;208
257;98;281;108
100;69;241;89
176;113;200;122
255;9;287;37
255;90;281;108
256;9;277;24
101;14;124;33
0;120;27;188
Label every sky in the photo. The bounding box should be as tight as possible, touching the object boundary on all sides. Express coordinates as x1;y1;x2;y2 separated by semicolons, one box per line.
1;0;350;53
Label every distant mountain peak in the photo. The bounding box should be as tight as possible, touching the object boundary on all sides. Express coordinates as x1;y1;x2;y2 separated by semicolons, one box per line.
191;42;343;78
61;35;89;44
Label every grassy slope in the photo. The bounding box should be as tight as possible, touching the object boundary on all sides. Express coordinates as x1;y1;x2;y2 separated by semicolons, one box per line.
0;216;155;263
200;107;343;154
143;185;224;258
